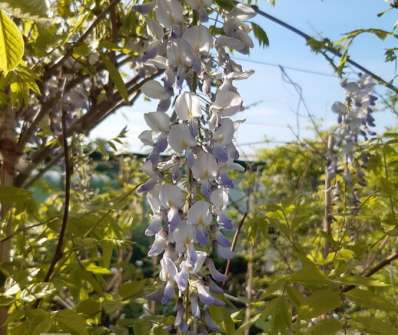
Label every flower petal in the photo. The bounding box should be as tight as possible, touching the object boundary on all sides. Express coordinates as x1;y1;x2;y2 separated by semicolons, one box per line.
175;92;202;121
142;80;170;100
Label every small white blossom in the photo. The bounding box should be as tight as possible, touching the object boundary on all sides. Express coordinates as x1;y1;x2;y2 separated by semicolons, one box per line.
168;124;196;153
175;92;202;121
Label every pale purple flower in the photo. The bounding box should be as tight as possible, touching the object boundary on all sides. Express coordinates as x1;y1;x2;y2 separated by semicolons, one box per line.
155;0;183;28
148;230;168;257
168;124;196;153
207;259;228;283
191;151;218;181
176;92;202;121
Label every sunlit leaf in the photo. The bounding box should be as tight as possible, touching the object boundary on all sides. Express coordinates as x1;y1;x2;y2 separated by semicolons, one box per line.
0;10;24;73
55;310;88;335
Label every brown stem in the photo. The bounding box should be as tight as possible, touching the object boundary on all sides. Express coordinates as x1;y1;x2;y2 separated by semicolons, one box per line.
222;212;248;286
342;251;398;292
43;79;71;283
244;245;254;335
32;80;70;310
323;135;334;258
16;72;161;188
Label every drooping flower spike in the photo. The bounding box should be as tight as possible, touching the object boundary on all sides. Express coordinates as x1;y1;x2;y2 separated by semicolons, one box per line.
330;74;377;206
136;1;256;332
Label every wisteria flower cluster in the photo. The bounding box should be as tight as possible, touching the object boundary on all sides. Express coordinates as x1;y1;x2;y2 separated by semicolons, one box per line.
329;75;377;180
134;0;256;332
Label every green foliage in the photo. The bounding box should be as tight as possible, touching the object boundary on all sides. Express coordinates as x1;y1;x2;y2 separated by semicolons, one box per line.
214;0;235;11
0;9;24;73
251;22;270;47
102;55;129;102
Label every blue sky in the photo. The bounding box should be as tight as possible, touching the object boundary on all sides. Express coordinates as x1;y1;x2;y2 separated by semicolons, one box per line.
91;0;398;158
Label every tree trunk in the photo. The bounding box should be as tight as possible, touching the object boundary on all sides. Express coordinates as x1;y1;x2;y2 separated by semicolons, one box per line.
0;105;18;335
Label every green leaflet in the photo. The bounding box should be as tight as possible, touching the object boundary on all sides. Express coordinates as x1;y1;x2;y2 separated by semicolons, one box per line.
55;309;89;335
102;55;130;102
0;10;24;73
251;22;270;47
298;288;342;319
350;316;398;335
268;296;291;335
346;288;398;312
308;319;342;335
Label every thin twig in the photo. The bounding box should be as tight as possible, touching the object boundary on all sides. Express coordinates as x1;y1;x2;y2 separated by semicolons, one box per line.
222;212;248;286
0;218;58;243
42;79;72;284
323;135;334;257
33;78;70;294
342;251;398;292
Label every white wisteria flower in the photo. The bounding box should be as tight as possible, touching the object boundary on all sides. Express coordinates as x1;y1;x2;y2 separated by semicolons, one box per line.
212;85;243;116
186;0;212;21
160;184;185;209
144;112;170;133
168;123;196;153
155;0;183;28
141;80;170;100
191;151;218;181
175;92;202;121
183;25;213;54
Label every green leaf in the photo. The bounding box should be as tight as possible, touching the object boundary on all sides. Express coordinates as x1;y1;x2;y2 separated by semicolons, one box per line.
345;288;398;312
214;0;234;11
289;256;331;287
0;294;13;306
0;0;48;19
268;296;291;335
119;281;146;299
350;316;398;335
286;285;305;307
251;22;269;47
76;298;102;316
151;325;169;335
55;310;88;335
133;320;152;335
298;288;342;320
102;55;129;102
25;309;52;334
209;306;235;334
0;186;36;214
101;240;113;269
308;319;342;335
232;313;262;335
0;10;24;73
85;263;113;275
31;317;52;335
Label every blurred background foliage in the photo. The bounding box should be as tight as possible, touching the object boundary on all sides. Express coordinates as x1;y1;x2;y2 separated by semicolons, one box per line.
3;128;398;334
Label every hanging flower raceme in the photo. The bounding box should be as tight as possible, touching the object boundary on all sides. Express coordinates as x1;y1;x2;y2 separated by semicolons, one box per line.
136;1;256;332
329;74;377;204
332;75;377;161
